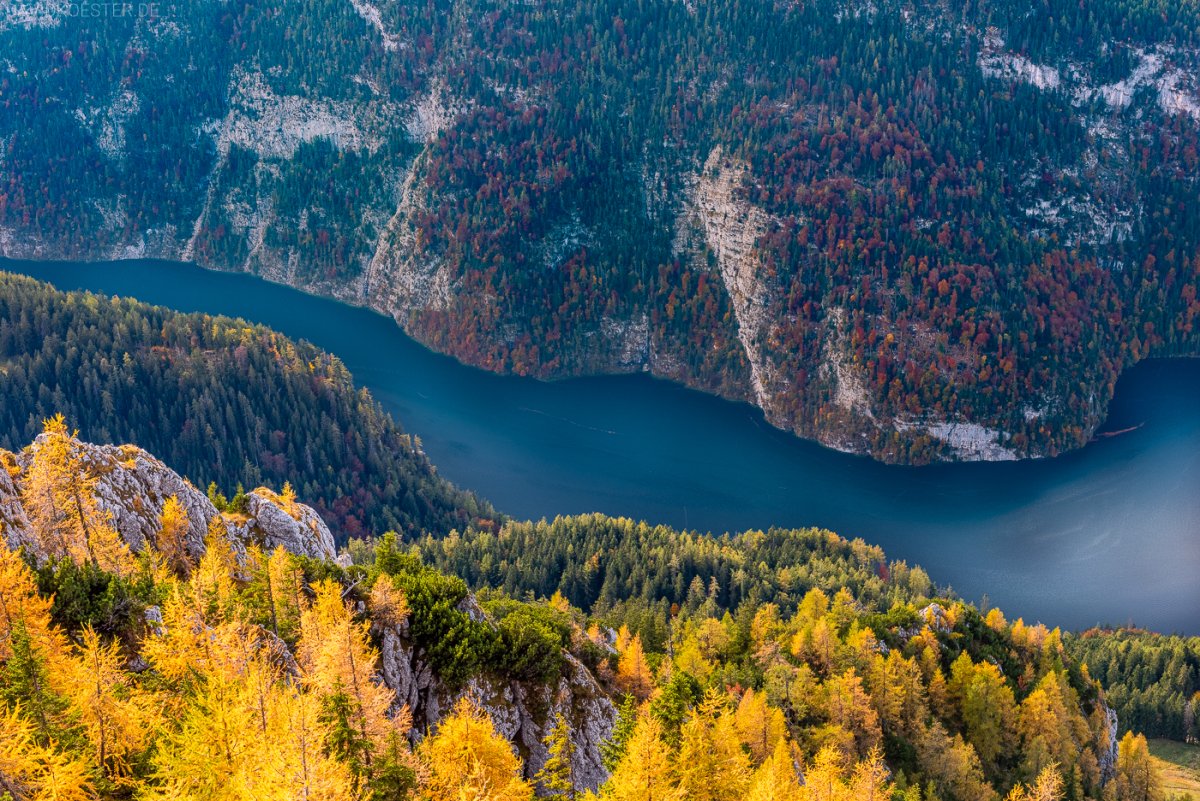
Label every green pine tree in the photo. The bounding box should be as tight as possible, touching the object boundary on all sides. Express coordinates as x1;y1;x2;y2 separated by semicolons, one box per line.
1;621;72;747
600;696;639;773
536;712;576;801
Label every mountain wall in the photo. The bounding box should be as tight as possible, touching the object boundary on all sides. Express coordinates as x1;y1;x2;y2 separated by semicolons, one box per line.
2;0;1199;463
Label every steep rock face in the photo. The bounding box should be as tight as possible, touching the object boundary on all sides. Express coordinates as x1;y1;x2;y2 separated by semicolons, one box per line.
365;155;455;322
0;433;334;562
377;598;616;792
1098;701;1120;782
0;456;34;552
225;487;337;562
674;147;780;410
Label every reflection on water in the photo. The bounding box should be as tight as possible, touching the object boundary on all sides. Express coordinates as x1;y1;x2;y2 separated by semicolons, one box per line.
4;258;1198;633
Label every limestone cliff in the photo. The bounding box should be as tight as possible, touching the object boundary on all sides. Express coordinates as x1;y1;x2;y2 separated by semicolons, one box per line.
376;595;616;792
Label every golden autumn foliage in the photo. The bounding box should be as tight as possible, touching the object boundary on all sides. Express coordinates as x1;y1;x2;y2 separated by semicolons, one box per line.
21;415;132;576
602;698;896;801
157;494;195;575
734;688;787;764
1105;732;1163;801
616;634;654;701
676;693;751;801
745;738;803;801
0;544;65;668
420;697;534;801
601;709;681;801
297;578;410;780
61;627;156;780
1006;767;1066;801
0;705;94;801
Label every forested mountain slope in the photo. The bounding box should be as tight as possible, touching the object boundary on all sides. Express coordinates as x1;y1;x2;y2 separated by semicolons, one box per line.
0;423;1169;800
1067;628;1200;744
3;0;1199;462
0;272;493;539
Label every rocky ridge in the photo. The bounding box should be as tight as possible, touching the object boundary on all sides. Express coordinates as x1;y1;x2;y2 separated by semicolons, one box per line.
0;433;336;563
0;430;617;789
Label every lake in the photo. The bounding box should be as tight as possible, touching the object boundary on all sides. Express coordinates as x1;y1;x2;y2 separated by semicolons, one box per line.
3;257;1198;633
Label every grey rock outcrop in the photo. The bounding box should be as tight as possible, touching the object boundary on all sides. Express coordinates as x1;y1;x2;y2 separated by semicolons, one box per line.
919;603;953;634
1098;700;1120;783
0;433;334;562
0;455;34;552
225;488;336;561
377;598;617;792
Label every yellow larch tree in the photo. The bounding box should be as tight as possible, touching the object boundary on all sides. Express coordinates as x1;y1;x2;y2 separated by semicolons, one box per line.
25;745;95;801
297;578;406;780
822;668;882;759
864;650;927;736
1005;767;1065;801
0;541;66;668
21;414;132;575
156;494;195;575
421;696;534;801
795;745;893;801
614;625;632;655
801;746;853;801
746;738;802;801
0;705;91;801
846;748;892;801
616;634;653;701
144;579;363;801
1106;732;1163;801
190;518;239;622
139;584;218;688
947;653;1017;773
1016;671;1091;785
144;662;261;801
734;687;787;764
267;545;306;641
675;693;751;801
262;684;359;801
0;542;75;756
279;481;298;514
601;708;681;801
672;632;713;683
0;705;42;800
914;720;997;801
368;574;410;630
61;627;155;782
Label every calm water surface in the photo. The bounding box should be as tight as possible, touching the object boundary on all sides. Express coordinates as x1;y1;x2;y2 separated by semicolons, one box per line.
4;258;1198;633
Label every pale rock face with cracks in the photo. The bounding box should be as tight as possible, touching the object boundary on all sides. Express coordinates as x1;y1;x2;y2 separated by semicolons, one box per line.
0;432;335;562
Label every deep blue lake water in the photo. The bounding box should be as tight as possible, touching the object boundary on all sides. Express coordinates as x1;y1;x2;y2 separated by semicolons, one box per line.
4;257;1198;633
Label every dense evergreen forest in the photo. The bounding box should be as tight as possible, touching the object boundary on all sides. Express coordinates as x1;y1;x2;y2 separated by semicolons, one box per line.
0;433;1174;800
403;514;935;653
1067;629;1200;743
0;272;493;538
2;0;1199;461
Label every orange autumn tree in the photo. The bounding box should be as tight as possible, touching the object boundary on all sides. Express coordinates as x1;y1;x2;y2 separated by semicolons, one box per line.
616;633;653;700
